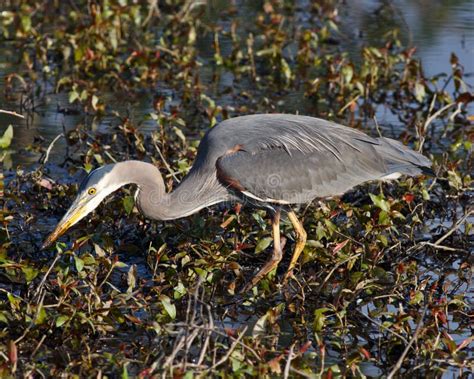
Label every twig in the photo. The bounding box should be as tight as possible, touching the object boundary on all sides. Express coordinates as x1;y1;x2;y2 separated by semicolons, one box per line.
283;344;294;379
373;115;383;138
15;291;46;344
207;326;248;371
169;323;261;361
40;134;63;165
418;101;458;152
196;303;213;366
142;0;160;26
356;309;409;345
317;253;362;292
155;45;179;58
152;137;181;183
387;302;428;379
31;334;47;358
33;253;61;300
419;242;467;253
0;109;24;119
434;210;473;246
289;366;317;378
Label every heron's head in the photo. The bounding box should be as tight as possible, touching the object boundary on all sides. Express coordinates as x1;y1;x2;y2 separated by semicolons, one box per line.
42;164;128;249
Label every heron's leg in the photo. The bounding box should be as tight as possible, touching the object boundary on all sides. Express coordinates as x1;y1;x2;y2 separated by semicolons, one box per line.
283;211;307;282
241;208;282;292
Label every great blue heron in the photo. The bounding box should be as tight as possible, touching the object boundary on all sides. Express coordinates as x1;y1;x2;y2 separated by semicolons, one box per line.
43;114;433;291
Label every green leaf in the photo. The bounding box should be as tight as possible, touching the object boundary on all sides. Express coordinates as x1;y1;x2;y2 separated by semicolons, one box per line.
0;125;13;148
74;256;84;272
35;306;47;325
324;219;337;236
7;292;20;309
378;210;391;225
56;315;69;327
0;312;9;324
69;90;79;104
255;237;272;254
84;163;93;173
173;127;186;144
342;65;353;84
316;222;326;240
252;212;267;230
313;308;330;332
123;196;134;215
415;81;426;102
122;364;129;379
21;14;31;32
422;189;430;201
160;295;176;319
369;193;390;212
252;313;268;337
21;266;39;283
91;95;99;110
409;291;423;305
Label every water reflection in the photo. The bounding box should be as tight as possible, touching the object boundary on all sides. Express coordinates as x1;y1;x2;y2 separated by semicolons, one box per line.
0;0;472;167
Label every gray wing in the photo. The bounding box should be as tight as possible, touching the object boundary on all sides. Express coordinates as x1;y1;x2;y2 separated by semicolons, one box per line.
209;114;430;204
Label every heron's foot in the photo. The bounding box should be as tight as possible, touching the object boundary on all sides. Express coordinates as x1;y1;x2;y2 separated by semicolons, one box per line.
241;209;283;294
240;235;287;293
282;268;296;284
240;259;280;294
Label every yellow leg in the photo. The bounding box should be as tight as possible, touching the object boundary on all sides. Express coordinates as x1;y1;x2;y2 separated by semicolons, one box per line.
241;208;282;292
283;211;307;283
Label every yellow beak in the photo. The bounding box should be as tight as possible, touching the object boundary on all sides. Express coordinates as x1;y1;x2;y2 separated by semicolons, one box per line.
42;205;87;249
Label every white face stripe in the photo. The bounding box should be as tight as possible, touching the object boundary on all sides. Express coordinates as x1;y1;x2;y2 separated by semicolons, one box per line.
65;181;129;230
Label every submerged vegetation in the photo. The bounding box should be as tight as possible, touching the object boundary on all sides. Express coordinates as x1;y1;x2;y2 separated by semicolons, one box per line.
0;0;472;377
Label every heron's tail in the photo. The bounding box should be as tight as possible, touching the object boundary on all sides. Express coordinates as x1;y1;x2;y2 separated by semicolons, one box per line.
375;137;434;177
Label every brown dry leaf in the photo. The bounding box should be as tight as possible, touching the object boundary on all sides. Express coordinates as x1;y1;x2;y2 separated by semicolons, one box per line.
267;354;283;374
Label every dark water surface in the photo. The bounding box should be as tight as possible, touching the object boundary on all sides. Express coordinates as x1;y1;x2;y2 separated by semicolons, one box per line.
0;1;472;377
0;0;473;167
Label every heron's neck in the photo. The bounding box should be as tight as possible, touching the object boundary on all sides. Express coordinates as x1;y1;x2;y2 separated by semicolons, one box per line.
116;161;227;221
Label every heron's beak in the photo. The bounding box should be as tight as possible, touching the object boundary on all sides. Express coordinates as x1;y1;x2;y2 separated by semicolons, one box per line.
42;201;88;249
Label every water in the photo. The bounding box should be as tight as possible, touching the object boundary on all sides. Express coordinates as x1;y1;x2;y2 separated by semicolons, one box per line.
1;2;472;375
1;0;473;168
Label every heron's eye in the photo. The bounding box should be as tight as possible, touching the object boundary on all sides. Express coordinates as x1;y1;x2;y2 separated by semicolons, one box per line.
88;187;97;196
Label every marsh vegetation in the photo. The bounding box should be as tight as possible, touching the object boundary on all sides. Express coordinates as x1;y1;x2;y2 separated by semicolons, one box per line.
0;0;472;377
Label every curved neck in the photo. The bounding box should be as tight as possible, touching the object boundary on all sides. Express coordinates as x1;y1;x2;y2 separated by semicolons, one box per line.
115;161;228;221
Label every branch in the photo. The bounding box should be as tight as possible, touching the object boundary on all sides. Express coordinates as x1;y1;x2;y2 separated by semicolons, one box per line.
387;302;428;379
0;109;24;119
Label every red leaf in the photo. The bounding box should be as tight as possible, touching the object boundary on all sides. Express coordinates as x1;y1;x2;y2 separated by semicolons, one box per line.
125;314;142;324
396;263;405;274
8;340;17;366
332;239;349;253
456;336;474;352
139;368;152;379
234;203;242;214
225;327;237;337
85;48;95;60
359;347;371;359
298;341;312;354
267;354;283;374
403;193;414;203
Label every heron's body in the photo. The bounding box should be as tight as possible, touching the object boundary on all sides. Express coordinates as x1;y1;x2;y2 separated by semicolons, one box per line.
43;114;433;291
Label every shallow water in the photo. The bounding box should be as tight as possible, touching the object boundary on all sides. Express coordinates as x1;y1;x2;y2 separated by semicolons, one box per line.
1;0;473;167
0;1;472;376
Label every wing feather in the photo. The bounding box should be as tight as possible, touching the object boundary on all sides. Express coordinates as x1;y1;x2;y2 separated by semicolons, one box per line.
213;115;389;203
197;114;431;204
